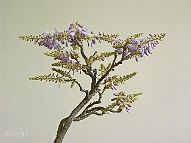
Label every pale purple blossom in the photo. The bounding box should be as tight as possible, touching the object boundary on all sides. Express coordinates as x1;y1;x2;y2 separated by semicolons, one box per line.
128;39;139;51
38;23;91;49
126;38;158;61
69;31;75;38
139;46;151;57
78;26;88;37
67;23;89;40
115;48;123;54
132;39;139;45
57;51;72;63
126;106;131;112
38;29;61;50
59;55;72;63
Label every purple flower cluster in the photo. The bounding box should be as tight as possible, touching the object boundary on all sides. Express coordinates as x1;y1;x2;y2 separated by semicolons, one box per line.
54;50;83;75
38;23;95;50
67;23;96;47
67;23;88;40
55;51;72;63
115;38;157;61
128;39;151;57
38;29;61;50
125;104;132;112
115;48;130;59
58;55;72;63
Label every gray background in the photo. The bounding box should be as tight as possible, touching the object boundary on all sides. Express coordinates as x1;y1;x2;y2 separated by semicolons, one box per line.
0;0;191;143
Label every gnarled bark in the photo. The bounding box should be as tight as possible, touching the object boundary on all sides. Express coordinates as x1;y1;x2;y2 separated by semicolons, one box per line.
53;90;97;143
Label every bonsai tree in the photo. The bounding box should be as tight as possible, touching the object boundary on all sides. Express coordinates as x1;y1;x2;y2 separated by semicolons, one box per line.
19;22;165;143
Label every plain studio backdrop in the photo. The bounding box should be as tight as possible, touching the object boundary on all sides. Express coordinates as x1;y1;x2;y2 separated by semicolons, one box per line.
0;0;191;143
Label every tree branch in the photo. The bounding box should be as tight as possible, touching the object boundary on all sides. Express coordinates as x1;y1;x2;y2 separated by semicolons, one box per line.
80;89;103;113
74;105;123;121
73;79;88;93
54;88;98;143
96;54;118;87
76;41;97;90
73;107;106;121
53;117;68;143
73;85;108;122
76;41;88;62
73;111;92;121
60;54;127;126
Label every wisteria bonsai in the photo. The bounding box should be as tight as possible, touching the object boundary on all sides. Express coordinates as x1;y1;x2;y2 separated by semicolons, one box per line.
19;22;165;143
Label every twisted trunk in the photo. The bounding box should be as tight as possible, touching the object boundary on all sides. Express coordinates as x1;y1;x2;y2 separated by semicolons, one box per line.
53;54;120;143
53;90;97;143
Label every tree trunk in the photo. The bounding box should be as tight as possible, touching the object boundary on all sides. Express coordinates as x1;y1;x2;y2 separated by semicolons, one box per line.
53;117;73;143
53;90;97;143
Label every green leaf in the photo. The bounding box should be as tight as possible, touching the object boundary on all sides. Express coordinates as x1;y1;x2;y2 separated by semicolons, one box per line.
44;50;61;58
52;61;87;71
99;63;111;76
29;73;73;84
52;68;71;77
110;91;142;111
95;33;119;44
19;35;43;43
102;72;137;90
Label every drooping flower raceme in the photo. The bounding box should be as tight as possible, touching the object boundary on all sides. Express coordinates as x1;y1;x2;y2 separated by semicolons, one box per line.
127;39;151;58
55;51;72;63
38;29;62;50
66;23;97;47
67;23;88;39
114;35;164;62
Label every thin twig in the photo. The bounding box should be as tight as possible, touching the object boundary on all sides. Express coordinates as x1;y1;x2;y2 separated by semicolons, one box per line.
96;53;118;87
73;79;88;93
